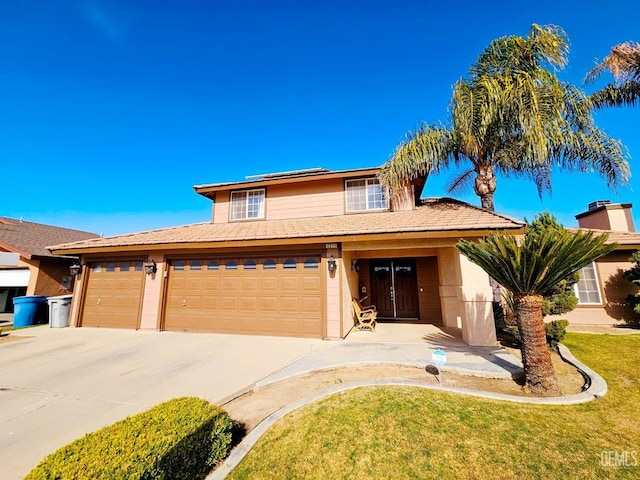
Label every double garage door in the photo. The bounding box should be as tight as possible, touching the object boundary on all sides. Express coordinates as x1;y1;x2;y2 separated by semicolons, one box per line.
164;255;324;338
80;255;325;338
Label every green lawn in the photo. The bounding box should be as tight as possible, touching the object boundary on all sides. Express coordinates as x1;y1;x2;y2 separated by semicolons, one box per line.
229;333;639;479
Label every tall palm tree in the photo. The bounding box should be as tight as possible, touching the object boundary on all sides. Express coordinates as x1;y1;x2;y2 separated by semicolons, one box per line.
379;24;629;211
456;228;616;396
586;42;640;108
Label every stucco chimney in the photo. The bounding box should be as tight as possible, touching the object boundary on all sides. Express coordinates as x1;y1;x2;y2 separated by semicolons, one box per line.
575;200;635;232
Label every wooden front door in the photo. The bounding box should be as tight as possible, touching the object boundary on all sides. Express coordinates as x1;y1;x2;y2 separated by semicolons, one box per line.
370;259;419;319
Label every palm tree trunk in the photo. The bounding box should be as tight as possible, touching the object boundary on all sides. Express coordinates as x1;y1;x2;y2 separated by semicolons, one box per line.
513;293;560;396
473;162;497;211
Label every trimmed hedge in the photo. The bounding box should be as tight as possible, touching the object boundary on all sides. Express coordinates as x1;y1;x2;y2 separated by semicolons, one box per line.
25;397;233;480
507;319;570;349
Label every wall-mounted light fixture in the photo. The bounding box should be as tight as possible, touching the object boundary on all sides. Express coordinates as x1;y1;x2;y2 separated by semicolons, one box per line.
351;259;360;272
144;259;157;275
69;263;82;276
327;255;337;274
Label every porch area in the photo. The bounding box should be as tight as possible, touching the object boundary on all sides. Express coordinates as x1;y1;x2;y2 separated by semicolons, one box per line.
345;320;465;345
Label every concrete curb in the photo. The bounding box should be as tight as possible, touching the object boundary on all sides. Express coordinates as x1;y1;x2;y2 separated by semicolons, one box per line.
208;344;607;479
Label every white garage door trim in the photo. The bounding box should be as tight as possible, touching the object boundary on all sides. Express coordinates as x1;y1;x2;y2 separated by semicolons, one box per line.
0;269;31;287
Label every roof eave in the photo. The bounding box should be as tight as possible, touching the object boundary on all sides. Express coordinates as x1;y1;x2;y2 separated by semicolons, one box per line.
49;225;525;256
193;167;381;197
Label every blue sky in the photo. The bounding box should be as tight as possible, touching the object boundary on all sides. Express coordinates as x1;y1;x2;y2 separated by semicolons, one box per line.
1;0;638;236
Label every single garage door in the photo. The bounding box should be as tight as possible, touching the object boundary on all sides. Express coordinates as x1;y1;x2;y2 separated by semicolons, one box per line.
164;255;324;337
81;261;145;329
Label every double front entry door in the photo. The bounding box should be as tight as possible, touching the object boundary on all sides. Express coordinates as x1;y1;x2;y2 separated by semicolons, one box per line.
369;259;419;319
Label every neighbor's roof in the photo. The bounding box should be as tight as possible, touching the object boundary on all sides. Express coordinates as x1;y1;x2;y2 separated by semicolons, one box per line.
567;228;640;248
0;217;99;259
48;198;525;254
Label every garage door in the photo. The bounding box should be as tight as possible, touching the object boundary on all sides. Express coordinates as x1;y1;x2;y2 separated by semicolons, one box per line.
81;261;145;329
164;255;324;337
0;268;31;287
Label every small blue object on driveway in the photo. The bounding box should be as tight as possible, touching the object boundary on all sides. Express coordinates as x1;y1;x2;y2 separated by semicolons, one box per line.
432;349;447;367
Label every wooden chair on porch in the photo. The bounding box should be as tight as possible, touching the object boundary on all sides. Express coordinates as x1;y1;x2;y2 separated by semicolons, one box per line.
352;299;377;332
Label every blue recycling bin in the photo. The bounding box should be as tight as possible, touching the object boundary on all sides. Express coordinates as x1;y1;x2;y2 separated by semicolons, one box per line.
12;296;48;328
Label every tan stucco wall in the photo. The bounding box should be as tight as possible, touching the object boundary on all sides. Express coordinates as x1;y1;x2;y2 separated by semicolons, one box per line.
549;251;639;325
438;246;496;346
577;205;635;232
139;254;165;330
267;180;346;220
33;260;74;297
340;250;360;337
211;177;413;224
325;246;341;338
9;257;73;297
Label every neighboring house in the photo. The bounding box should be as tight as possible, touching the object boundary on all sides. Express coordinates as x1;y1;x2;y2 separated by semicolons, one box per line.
49;167;525;346
557;201;640;326
0;217;99;313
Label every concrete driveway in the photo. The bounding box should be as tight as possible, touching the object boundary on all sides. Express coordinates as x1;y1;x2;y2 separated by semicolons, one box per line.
0;326;328;479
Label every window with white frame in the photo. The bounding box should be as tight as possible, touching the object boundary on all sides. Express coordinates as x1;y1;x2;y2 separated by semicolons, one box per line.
345;178;389;212
230;189;265;220
574;262;602;304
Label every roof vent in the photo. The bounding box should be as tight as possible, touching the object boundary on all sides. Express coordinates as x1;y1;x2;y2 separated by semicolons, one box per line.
588;200;611;211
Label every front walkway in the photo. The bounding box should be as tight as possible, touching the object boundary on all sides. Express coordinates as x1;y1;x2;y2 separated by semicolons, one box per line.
255;322;523;390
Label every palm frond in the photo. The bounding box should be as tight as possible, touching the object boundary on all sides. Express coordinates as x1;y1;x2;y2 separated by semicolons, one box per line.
590;81;640;108
378;124;456;192
585;42;640;84
456;230;617;296
445;168;475;194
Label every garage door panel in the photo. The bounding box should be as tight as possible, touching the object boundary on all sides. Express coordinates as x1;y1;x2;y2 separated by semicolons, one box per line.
280;277;299;290
260;297;278;313
259;276;278;290
222;277;239;291
280;296;300;313
164;255;324;337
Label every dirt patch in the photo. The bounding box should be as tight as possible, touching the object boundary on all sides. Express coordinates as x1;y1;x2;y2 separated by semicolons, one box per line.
0;332;30;345
223;351;585;432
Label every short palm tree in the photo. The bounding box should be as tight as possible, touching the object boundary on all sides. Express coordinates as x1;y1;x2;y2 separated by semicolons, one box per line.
456;228;616;396
379;24;629;211
586;42;640;108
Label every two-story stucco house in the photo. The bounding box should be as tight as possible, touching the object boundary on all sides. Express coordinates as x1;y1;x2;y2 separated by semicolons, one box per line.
49;167;527;346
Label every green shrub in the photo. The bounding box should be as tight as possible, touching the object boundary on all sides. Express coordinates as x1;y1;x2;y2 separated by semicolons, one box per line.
506;319;570;349
25;397;233;480
544;319;569;347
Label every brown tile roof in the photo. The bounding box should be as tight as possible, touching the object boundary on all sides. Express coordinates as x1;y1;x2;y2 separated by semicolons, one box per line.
49;198;524;254
0;217;99;259
567;228;640;248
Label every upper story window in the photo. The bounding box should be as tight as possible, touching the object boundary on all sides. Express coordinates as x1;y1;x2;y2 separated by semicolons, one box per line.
574;262;602;304
345;178;389;212
230;189;265;220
